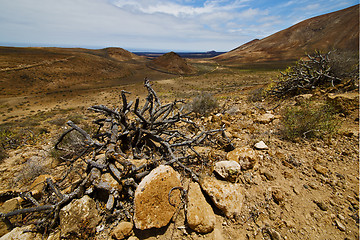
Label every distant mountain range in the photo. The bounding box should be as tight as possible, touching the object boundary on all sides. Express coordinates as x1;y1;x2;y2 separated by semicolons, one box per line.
214;4;359;64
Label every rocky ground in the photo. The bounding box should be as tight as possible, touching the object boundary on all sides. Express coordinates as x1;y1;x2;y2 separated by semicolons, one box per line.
0;75;358;240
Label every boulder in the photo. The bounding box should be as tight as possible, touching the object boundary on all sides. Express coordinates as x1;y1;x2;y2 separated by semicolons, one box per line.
59;195;101;238
226;147;258;170
214;161;241;182
111;221;133;240
133;165;182;230
186;182;216;233
200;176;244;218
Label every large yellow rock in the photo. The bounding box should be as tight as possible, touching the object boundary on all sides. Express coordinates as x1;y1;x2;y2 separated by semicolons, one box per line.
133;165;181;230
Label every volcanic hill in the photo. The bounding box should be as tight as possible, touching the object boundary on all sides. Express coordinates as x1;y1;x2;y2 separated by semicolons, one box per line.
0;47;174;96
147;51;197;75
214;4;359;64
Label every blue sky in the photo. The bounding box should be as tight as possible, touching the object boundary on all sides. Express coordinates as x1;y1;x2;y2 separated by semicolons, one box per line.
0;0;358;52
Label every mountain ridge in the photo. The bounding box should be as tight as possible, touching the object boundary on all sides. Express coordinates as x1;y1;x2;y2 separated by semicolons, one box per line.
214;4;359;64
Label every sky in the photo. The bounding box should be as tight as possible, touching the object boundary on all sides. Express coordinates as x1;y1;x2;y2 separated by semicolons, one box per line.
0;0;358;52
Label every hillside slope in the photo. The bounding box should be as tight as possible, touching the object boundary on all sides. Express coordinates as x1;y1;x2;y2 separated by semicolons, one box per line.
0;47;170;96
215;4;359;64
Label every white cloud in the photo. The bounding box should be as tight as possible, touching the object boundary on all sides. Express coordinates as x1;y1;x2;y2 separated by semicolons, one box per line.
0;0;357;51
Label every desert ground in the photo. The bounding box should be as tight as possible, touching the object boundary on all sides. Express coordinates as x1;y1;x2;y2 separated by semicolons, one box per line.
0;48;358;240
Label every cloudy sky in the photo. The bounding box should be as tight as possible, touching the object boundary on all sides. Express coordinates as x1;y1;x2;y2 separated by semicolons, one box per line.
0;0;357;52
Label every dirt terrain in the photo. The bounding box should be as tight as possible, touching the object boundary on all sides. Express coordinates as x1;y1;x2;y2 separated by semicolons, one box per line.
0;54;358;239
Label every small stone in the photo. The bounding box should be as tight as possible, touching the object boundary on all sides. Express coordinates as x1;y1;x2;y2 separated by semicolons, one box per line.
260;168;275;181
335;219;346;231
308;182;318;189
268;229;282;240
272;189;284;205
337;214;345;221
313;164;328;175
30;174;56;194
186;182;216;233
214;160;241;182
111;221;133;240
128;237;139;240
255;113;275;124
226;147;258;170
314;200;328;211
254;141;269;150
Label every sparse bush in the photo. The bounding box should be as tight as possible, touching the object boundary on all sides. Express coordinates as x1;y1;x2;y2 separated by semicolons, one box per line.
189;92;218;116
248;87;265;102
281;100;339;140
268;50;359;97
15;158;47;184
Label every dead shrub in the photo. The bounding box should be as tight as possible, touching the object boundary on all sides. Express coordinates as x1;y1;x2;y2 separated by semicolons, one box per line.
268;50;359;97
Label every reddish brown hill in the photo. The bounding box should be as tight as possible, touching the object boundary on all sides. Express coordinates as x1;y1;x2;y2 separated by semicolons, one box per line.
148;52;197;75
0;47;168;96
215;4;359;64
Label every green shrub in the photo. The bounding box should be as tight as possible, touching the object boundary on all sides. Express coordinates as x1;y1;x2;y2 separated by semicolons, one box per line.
281;101;339;140
189;92;218;116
